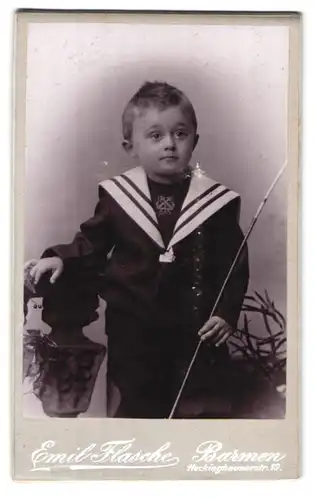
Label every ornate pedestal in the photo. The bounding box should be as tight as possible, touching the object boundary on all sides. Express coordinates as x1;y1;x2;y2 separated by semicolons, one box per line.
23;261;106;417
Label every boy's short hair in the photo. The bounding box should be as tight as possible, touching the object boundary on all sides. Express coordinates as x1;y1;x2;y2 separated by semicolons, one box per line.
122;81;198;141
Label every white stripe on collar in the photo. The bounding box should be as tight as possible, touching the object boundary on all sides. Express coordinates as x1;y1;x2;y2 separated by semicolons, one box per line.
176;184;226;229
117;175;158;224
100;166;240;251
100;170;165;249
122;166;152;200
167;189;239;249
180;171;219;210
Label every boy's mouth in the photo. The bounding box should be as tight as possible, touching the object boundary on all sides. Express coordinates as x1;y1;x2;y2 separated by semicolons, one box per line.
159;155;179;161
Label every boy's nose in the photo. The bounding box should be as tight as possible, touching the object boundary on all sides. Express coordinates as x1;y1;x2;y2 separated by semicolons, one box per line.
164;134;176;150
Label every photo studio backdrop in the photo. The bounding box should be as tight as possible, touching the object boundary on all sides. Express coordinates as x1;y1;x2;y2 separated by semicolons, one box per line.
23;21;289;416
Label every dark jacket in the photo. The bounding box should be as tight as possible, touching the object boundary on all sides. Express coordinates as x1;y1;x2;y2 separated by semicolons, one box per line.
40;166;250;417
42;166;249;332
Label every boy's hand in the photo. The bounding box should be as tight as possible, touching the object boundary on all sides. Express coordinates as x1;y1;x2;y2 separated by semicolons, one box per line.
198;316;233;347
28;257;64;285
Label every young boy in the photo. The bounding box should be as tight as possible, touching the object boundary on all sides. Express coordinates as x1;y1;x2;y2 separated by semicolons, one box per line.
29;81;249;419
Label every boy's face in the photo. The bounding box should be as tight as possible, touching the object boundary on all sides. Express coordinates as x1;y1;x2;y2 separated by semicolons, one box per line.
124;105;198;181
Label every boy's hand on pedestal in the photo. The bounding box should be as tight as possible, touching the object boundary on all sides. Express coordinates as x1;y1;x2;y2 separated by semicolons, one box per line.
27;257;64;285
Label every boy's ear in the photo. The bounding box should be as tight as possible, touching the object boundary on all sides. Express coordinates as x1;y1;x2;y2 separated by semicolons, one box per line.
193;133;199;150
123;139;139;159
122;139;133;154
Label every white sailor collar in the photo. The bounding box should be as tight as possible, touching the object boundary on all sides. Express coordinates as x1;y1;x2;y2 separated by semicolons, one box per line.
99;166;240;252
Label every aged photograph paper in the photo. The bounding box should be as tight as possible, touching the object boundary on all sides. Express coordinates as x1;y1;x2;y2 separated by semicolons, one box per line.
13;10;300;480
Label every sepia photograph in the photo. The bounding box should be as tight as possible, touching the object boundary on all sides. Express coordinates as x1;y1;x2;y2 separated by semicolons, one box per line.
21;13;290;420
13;9;300;480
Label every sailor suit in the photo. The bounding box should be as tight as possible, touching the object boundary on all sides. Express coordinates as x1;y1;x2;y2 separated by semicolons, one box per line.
41;166;249;418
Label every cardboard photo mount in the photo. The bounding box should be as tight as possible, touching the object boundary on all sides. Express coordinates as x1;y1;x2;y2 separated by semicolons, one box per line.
12;10;301;480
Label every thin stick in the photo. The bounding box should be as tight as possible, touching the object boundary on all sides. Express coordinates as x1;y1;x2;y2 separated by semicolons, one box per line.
168;162;287;419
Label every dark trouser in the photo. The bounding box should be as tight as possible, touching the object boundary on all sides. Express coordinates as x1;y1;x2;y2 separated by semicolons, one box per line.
105;308;233;419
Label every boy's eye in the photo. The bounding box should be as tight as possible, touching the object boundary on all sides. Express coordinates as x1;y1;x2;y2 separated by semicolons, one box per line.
175;130;188;138
149;132;162;141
